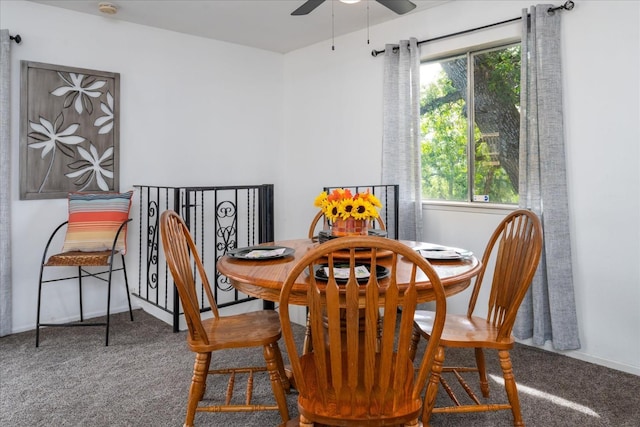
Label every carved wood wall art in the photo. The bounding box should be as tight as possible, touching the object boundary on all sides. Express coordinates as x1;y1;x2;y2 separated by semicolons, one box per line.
20;61;120;200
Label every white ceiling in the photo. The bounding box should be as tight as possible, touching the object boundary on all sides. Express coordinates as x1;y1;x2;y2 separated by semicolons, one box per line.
27;0;451;53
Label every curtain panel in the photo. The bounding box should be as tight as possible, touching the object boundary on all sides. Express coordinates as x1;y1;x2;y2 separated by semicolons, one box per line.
0;29;13;336
382;38;422;241
514;6;580;351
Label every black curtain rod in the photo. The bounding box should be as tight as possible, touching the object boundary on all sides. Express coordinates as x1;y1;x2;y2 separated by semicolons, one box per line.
371;0;575;57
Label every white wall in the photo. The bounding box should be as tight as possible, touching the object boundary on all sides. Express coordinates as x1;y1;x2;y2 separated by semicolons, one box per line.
1;0;286;331
3;0;639;376
282;0;640;376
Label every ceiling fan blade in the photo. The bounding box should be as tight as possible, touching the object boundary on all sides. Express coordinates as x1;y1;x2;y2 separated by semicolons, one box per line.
375;0;417;15
291;0;326;16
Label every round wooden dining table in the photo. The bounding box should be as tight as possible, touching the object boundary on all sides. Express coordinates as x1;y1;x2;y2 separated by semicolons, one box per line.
217;238;482;306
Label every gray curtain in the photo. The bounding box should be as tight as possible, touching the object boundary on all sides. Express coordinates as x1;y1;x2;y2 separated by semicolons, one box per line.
0;29;12;336
382;38;422;241
514;6;580;350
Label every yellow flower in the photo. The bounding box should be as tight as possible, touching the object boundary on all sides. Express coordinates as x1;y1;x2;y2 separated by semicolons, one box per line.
325;200;342;222
314;191;328;208
314;188;382;222
365;193;382;208
366;204;380;219
350;198;371;220
338;198;356;219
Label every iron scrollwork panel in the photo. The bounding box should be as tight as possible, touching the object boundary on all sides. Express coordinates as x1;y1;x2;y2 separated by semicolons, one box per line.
215;199;237;292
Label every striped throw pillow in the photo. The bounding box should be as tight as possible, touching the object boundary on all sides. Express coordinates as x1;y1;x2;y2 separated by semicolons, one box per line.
61;191;134;254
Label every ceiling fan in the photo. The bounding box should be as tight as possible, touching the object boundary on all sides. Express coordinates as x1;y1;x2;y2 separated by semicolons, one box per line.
292;0;417;16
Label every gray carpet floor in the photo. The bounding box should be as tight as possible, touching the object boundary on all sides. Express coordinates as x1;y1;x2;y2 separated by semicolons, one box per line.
1;309;639;426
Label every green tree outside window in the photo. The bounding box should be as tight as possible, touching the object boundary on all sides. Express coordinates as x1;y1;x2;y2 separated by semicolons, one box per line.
420;43;521;205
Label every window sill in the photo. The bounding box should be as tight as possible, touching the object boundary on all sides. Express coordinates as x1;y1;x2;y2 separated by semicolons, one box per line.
422;200;516;215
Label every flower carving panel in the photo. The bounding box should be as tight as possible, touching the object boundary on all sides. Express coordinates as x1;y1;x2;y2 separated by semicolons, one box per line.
20;61;120;199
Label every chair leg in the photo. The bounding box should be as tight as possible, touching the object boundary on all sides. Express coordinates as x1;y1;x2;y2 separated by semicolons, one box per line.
105;266;113;346
302;312;312;354
272;341;291;393
105;256;134;346
120;254;134;321
422;345;445;425
35;263;46;347
184;352;209;427
263;342;290;423
78;266;84;322
475;347;489;397
198;353;212;401
408;326;421;361
499;350;524;427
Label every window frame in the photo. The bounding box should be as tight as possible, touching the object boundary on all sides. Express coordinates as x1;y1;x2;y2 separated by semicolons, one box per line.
419;37;521;209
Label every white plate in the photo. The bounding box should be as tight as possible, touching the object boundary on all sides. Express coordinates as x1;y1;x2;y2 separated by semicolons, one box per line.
313;263;390;283
227;246;295;260
417;246;473;260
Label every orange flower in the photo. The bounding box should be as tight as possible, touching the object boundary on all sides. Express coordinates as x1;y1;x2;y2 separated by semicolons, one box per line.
327;188;353;203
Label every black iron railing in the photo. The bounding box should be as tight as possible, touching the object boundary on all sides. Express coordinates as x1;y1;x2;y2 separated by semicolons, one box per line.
133;184;274;332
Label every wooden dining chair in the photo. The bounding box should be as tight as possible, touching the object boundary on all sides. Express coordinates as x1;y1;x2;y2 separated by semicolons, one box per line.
410;209;543;426
159;210;290;427
279;236;447;427
305;212;388;354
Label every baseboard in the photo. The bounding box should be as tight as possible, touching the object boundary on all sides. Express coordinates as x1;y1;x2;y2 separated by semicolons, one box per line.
133;296;274;332
516;338;640;376
10;301;141;335
564;351;640;376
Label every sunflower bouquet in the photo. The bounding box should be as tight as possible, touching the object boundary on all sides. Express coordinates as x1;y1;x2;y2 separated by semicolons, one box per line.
314;188;382;223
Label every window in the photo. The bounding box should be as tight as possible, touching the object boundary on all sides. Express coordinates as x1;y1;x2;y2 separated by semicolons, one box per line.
420;43;521;204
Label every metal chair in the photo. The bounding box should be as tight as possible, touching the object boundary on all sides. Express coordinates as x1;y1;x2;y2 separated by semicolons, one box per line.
36;218;134;347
